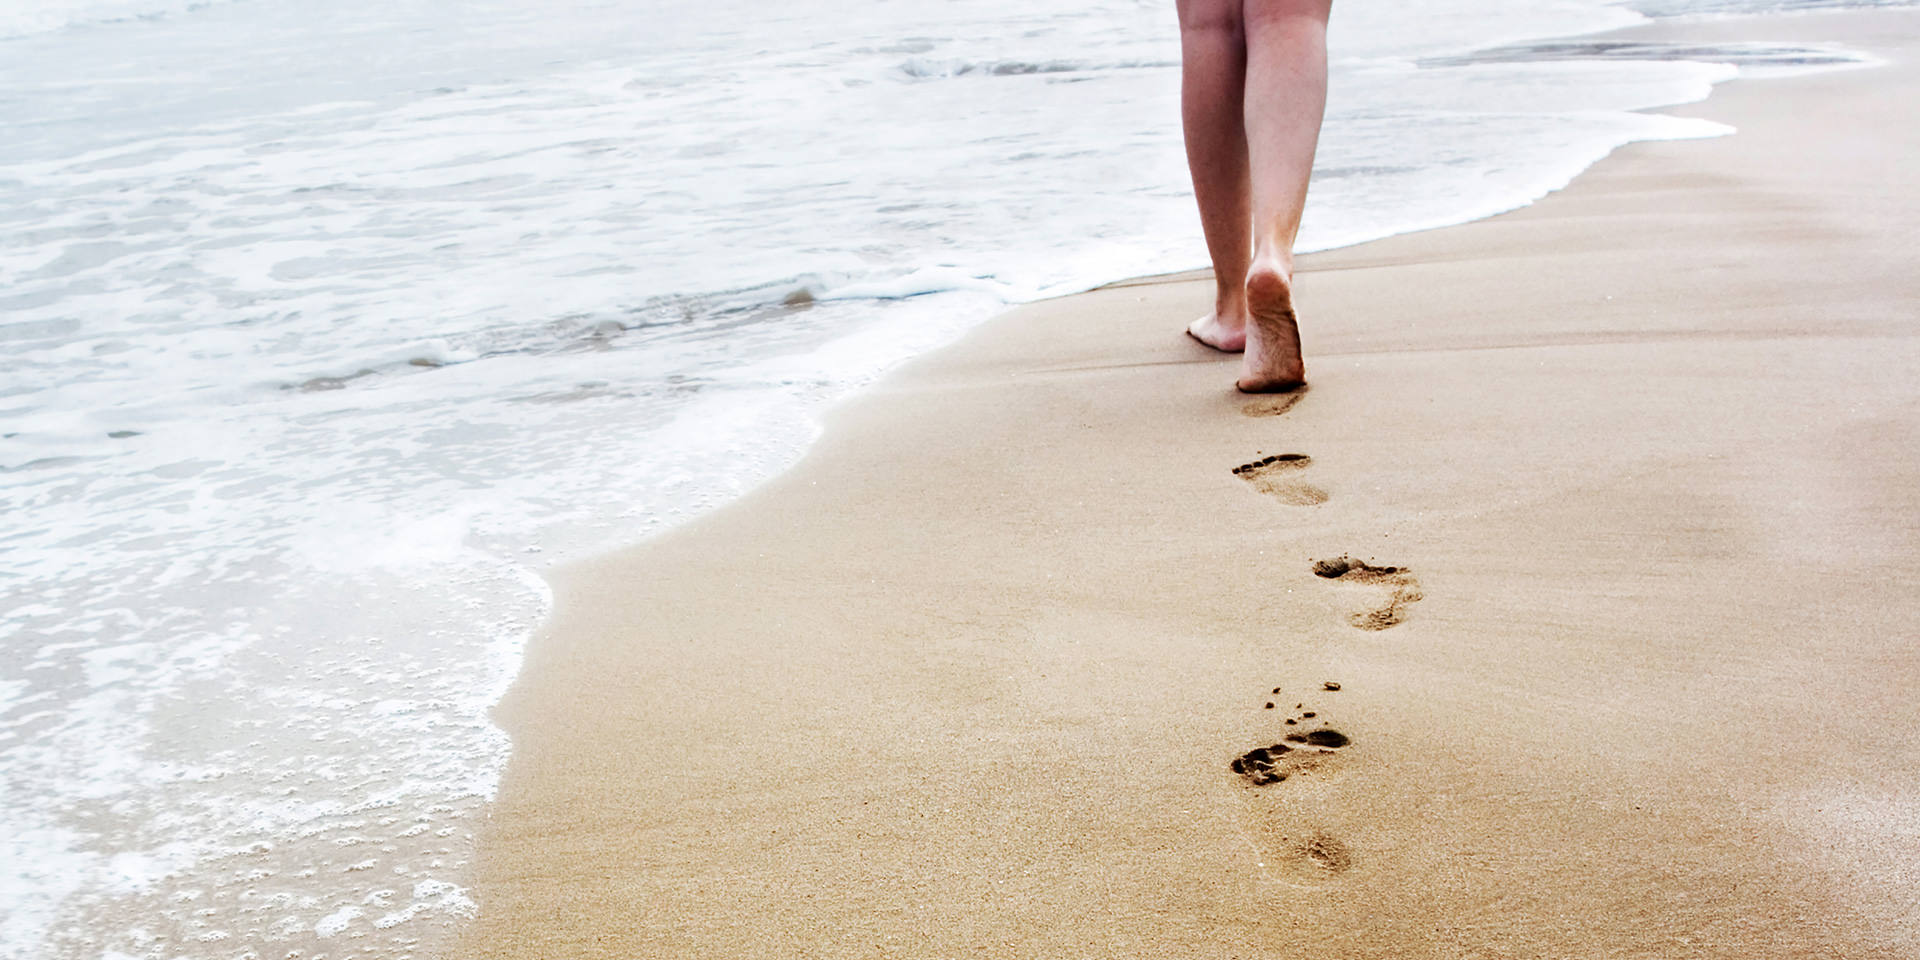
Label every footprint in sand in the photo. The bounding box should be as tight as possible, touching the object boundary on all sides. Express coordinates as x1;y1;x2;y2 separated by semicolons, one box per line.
1233;453;1327;506
1312;556;1422;630
1240;386;1306;418
1282;832;1353;877
1231;685;1350;788
1230;688;1355;883
1229;728;1351;785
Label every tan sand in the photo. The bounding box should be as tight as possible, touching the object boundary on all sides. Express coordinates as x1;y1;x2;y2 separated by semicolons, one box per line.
464;10;1920;958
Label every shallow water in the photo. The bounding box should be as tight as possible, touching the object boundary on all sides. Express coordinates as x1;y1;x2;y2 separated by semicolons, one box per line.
0;0;1896;956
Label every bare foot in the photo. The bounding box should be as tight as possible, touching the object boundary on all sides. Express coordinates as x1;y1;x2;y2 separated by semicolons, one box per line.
1238;261;1306;393
1186;312;1246;352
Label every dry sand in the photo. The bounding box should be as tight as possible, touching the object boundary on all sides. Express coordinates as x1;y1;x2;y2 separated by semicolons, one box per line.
464;10;1920;958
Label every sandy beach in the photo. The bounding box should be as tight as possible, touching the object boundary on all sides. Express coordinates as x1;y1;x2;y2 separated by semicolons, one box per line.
463;9;1920;958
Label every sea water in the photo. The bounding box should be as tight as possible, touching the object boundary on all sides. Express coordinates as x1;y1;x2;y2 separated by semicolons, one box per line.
0;0;1894;956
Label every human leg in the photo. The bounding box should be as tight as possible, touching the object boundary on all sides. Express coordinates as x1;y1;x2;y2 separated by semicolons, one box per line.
1177;0;1253;351
1236;0;1329;392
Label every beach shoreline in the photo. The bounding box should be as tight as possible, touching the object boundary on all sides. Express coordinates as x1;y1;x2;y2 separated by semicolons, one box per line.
463;8;1920;958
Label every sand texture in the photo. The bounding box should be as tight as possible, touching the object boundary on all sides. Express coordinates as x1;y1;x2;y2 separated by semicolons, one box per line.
463;11;1920;958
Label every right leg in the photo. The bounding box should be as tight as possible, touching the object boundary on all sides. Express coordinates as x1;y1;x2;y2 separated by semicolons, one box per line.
1237;0;1330;392
1178;0;1253;352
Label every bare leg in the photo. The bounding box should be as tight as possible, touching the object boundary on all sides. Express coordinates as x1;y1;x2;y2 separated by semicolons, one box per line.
1178;0;1253;352
1177;0;1329;392
1238;0;1327;392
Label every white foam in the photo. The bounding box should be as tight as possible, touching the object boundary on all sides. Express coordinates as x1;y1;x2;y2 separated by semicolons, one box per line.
102;844;194;896
0;0;250;41
313;905;361;938
819;267;1022;302
1736;44;1884;78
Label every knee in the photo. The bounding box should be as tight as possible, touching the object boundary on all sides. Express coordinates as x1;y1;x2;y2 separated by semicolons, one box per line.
1177;0;1243;36
1243;0;1332;31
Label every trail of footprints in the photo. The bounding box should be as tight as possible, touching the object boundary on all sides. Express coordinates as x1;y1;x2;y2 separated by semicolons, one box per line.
1224;422;1432;881
1231;449;1424;628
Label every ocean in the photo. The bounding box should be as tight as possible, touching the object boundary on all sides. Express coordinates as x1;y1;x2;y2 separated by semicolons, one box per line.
0;0;1896;956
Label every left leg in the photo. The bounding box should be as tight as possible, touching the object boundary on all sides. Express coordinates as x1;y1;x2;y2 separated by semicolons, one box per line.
1177;0;1255;351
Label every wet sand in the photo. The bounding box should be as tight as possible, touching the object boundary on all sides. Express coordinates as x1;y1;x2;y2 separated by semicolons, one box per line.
464;9;1920;958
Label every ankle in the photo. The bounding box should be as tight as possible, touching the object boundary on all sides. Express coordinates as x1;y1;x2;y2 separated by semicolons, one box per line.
1248;245;1294;284
1214;287;1248;324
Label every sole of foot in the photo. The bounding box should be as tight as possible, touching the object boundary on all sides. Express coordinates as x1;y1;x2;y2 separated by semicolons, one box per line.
1237;266;1306;394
